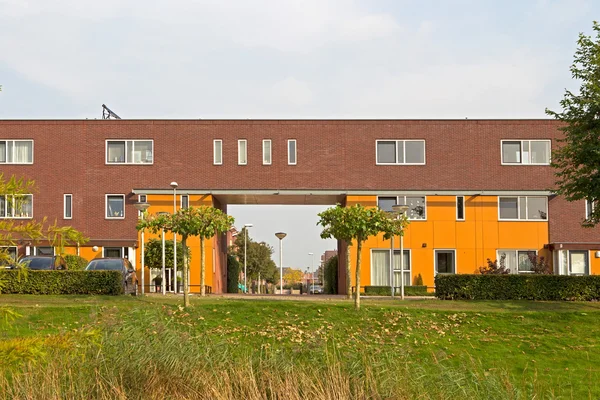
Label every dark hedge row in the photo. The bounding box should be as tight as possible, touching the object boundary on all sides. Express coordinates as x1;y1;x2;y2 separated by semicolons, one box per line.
0;270;124;295
435;274;600;301
363;285;430;296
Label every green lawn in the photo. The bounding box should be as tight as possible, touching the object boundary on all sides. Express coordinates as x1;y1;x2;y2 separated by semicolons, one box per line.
1;295;599;399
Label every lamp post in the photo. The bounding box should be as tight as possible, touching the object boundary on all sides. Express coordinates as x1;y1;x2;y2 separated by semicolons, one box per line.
157;211;170;295
133;201;150;295
392;204;409;300
243;223;253;294
275;232;287;295
170;182;178;294
308;252;314;294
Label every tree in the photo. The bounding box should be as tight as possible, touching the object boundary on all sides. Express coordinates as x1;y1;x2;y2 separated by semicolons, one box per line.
138;206;234;307
143;239;186;270
546;21;600;226
0;174;87;265
318;203;409;310
283;268;303;286
232;228;278;286
323;255;338;294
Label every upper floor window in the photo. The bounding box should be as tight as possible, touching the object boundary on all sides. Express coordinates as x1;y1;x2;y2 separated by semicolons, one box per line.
238;140;247;165
181;195;189;209
288;140;297;165
106;140;153;164
501;140;550;165
0;140;33;164
586;199;596;220
376;140;425;165
214;140;222;165
64;194;72;219
377;195;426;220
498;196;547;221
263;140;272;165
106;194;125;219
456;196;465;221
0;194;33;218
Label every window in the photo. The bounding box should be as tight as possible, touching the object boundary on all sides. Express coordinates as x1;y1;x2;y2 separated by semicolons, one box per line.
376;140;425;165
106;195;125;219
64;194;72;219
501;140;550;165
263;140;272;165
0;194;33;218
456;196;465;221
238;140;247;165
496;250;536;274
34;246;54;256
104;247;124;258
0;140;33;164
213;140;222;165
498;196;548;220
0;246;17;265
137;195;147;217
181;195;189;209
558;250;589;276
586;199;596;220
106;140;153;164
435;250;455;274
288;140;297;165
377;196;426;220
371;250;411;287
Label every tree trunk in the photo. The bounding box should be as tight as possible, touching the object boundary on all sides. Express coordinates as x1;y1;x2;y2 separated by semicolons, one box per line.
182;236;190;307
345;241;352;300
355;238;362;310
200;237;206;296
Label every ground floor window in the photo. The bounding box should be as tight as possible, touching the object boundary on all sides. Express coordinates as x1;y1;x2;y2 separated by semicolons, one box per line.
496;249;536;274
33;246;54;256
435;250;455;274
371;249;410;287
104;247;129;259
0;246;17;265
557;250;589;276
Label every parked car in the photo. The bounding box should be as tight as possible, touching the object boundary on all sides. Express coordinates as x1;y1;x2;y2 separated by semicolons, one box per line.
19;255;67;270
85;258;138;295
309;284;324;294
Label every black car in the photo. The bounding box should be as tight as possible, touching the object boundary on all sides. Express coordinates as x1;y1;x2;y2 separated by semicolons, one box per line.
19;255;67;270
85;258;138;295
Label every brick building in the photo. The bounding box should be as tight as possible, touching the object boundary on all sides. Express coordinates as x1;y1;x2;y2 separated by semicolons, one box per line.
1;119;599;293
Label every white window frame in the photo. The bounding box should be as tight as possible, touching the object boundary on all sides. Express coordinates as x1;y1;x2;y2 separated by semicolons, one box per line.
369;249;412;287
64;194;72;219
557;250;590;276
377;195;427;221
181;194;189;209
213;139;223;165
375;140;426;165
137;194;147;217
456;196;465;221
496;249;538;274
105;139;154;165
263;139;272;165
33;246;54;256
106;194;125;220
434;249;456;274
0;140;34;164
238;139;247;165
0;246;18;263
500;140;551;165
585;199;596;220
288;139;297;165
498;196;548;221
0;194;33;219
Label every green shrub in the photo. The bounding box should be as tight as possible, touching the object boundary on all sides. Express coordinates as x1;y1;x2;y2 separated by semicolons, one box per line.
364;285;430;296
226;253;240;293
64;254;89;271
413;273;424;286
0;270;123;295
324;255;338;294
435;274;600;301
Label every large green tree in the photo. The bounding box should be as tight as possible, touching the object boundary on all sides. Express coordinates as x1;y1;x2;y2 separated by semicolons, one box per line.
232;228;278;285
138;206;234;306
143;239;186;270
546;21;600;226
318;204;408;309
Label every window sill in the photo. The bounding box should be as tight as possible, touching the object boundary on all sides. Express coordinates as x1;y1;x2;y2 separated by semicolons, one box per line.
498;219;548;222
376;163;426;166
105;162;154;165
500;163;550;166
0;162;34;165
106;217;125;220
0;216;33;219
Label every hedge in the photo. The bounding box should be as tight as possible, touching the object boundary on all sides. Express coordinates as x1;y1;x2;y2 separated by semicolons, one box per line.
435;274;600;301
364;286;430;296
0;270;124;295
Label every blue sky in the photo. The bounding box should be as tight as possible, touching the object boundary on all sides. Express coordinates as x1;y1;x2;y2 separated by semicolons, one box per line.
0;0;597;269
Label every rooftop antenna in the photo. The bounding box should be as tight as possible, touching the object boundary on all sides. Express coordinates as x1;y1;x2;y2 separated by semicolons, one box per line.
102;104;121;120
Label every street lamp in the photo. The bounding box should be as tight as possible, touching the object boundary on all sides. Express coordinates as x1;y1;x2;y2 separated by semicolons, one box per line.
170;182;178;293
243;223;253;294
275;232;287;295
392;204;409;300
133;201;150;295
157;211;170;295
308;252;314;294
